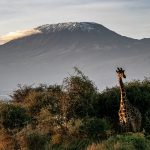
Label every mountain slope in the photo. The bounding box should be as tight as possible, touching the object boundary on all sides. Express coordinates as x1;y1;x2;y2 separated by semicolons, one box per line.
0;22;150;93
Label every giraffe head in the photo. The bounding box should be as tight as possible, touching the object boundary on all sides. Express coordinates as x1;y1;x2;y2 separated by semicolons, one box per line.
116;67;126;79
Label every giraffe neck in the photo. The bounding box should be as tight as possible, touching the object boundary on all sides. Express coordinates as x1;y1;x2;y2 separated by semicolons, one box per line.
118;77;127;103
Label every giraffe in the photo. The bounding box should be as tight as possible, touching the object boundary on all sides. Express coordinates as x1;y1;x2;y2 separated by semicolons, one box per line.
116;67;142;132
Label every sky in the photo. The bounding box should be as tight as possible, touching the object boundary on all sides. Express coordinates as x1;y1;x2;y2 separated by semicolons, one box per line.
0;0;150;39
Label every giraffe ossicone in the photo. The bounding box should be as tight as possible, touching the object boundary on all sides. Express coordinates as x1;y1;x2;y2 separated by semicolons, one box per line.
116;67;142;132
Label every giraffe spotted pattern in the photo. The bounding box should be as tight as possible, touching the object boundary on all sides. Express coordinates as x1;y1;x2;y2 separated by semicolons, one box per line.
116;68;141;132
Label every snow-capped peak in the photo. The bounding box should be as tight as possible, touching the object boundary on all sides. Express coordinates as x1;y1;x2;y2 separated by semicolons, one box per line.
36;22;106;33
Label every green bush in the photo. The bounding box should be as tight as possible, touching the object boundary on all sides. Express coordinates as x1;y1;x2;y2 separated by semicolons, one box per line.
26;132;48;150
11;84;33;102
0;103;30;129
63;67;98;119
24;91;59;115
144;111;150;135
96;87;120;130
79;118;110;140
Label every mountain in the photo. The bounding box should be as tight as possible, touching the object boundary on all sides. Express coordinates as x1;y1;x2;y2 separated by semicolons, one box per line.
0;22;150;94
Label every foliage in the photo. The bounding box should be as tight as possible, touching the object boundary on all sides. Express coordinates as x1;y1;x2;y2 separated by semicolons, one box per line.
0;128;15;150
11;84;33;102
0;103;30;130
79;118;110;140
24;91;59;116
95;78;150;131
66;138;91;150
62;67;98;119
144;110;150;135
26;132;49;150
95;87;120;130
0;68;150;149
87;133;150;150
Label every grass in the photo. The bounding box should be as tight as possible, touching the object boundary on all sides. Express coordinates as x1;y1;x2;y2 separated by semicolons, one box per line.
87;133;150;150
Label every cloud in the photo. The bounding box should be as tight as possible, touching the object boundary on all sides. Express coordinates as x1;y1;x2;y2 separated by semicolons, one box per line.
0;0;150;38
0;29;41;45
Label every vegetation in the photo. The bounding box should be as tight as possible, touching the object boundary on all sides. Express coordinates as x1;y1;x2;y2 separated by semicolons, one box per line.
0;68;150;150
87;133;150;150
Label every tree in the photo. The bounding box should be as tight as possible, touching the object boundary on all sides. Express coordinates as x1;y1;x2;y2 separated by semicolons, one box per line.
62;67;98;119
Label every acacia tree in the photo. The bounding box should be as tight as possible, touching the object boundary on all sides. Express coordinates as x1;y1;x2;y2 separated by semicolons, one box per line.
62;67;98;119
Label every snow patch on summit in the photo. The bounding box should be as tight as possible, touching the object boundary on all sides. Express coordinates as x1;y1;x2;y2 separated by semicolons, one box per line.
37;22;100;33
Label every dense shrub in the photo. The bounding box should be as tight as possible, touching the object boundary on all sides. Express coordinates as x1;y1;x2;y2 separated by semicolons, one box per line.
11;84;62;103
67;119;83;137
144;111;150;135
0;128;15;150
0;103;30;129
26;132;48;150
95;87;120;130
24;91;59;116
11;84;33;102
79;118;110;140
62;67;98;119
